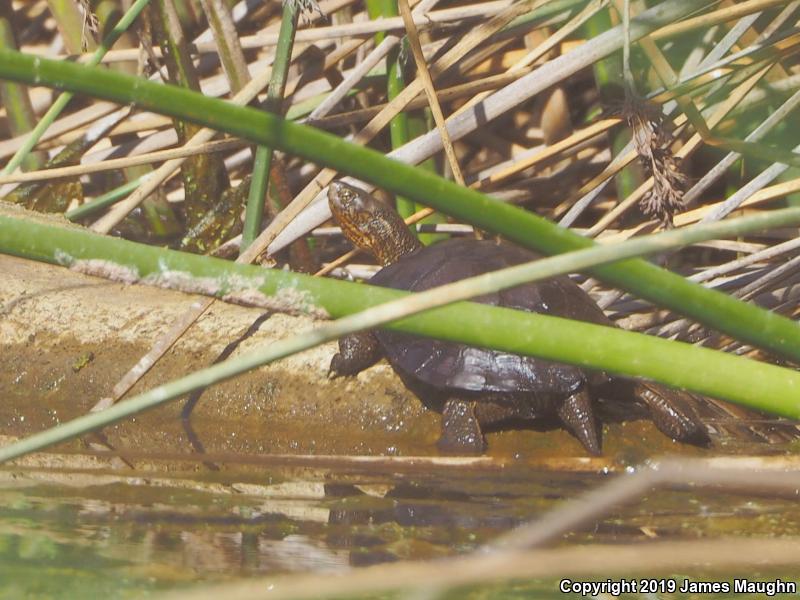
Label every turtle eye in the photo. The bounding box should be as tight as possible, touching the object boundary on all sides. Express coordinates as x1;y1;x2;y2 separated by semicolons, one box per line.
328;182;356;212
345;192;364;214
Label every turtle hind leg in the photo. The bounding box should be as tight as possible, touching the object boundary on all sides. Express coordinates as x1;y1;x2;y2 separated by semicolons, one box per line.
329;331;382;377
557;388;602;455
634;382;711;447
437;398;487;454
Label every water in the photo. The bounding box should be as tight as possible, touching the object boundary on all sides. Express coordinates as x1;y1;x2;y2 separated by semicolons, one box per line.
1;453;799;599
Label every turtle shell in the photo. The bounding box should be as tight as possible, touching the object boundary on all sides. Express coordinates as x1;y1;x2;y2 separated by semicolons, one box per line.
370;238;611;394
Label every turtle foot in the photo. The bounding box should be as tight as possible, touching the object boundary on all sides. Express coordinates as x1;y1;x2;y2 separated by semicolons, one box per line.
437;399;487;455
557;388;602;455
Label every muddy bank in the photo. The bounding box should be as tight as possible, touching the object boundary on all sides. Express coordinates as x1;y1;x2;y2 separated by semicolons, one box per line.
1;251;715;463
1;253;430;456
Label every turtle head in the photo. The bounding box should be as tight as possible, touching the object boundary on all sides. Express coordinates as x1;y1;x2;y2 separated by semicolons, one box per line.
328;181;421;265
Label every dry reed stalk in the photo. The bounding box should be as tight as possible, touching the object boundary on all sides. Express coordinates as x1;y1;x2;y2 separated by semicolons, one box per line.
0;139;245;184
244;0;544;264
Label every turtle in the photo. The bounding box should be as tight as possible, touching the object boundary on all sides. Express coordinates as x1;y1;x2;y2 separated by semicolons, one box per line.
326;181;710;454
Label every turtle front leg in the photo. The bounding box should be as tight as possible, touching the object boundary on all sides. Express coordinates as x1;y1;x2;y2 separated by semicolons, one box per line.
329;331;382;377
438;398;487;454
557;387;602;455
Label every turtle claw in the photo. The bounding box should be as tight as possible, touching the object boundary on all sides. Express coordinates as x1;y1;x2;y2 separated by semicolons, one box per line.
328;331;383;378
327;353;346;379
437;399;487;454
634;383;711;447
557;388;602;455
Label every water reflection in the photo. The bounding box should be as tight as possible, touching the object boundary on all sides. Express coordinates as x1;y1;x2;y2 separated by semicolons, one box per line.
0;469;578;593
1;466;799;596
